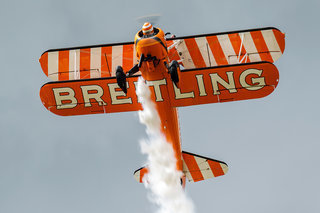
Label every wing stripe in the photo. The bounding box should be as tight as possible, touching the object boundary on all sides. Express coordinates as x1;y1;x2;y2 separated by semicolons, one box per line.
182;152;204;182
207;160;225;177
69;49;80;80
80;48;91;79
273;29;285;53
90;47;101;78
261;29;282;62
184;38;206;68
177;39;195;68
250;31;274;62
59;50;69;81
206;35;228;66
167;40;182;64
112;45;123;76
40;52;48;76
123;44;134;71
182;159;194;182
195;36;217;67
194;156;214;180
241;32;262;62
228;33;251;63
48;51;58;81
101;46;112;77
217;34;237;64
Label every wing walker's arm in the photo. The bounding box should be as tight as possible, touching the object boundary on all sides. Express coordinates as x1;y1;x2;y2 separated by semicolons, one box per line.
116;54;145;94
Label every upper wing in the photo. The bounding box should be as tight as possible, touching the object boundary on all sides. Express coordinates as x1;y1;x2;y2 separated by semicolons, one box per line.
39;41;139;81
167;27;285;69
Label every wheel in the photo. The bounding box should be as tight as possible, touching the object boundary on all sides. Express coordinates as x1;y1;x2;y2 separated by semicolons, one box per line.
116;66;127;93
169;60;179;86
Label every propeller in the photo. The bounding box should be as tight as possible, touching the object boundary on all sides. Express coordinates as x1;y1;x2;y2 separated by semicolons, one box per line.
135;14;161;26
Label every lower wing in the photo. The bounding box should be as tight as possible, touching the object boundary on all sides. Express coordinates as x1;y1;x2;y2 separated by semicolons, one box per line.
40;62;278;116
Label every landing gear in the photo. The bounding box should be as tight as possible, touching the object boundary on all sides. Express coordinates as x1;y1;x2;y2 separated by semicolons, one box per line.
116;66;127;94
169;60;179;86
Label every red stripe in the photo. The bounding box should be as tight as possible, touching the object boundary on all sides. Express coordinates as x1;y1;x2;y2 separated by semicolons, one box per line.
167;40;181;63
58;50;69;80
272;29;285;54
39;52;48;76
184;38;206;68
228;33;251;63
182;153;204;182
208;161;224;177
101;46;112;77
206;35;228;65
122;44;134;71
139;168;148;183
80;48;91;79
250;31;274;62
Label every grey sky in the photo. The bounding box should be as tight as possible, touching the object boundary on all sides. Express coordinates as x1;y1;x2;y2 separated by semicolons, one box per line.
1;0;319;212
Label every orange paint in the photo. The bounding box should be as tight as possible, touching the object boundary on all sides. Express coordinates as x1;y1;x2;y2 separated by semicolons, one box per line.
101;46;112;77
58;50;69;81
184;38;206;68
206;35;228;65
250;31;274;62
228;33;251;63
122;44;134;71
39;52;48;76
208;161;224;177
273;29;285;54
182;153;204;182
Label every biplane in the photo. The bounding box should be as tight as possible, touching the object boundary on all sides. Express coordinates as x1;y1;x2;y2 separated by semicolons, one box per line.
39;24;285;187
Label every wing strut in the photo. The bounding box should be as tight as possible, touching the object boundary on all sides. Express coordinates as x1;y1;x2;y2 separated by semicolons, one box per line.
104;53;111;76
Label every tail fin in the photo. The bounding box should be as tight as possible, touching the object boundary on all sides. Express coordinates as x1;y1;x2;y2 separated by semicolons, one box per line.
133;151;228;183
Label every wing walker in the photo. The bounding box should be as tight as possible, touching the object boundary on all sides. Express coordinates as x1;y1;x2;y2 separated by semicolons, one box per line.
39;23;285;186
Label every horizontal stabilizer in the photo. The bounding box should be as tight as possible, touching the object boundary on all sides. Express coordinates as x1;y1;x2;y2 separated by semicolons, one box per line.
133;151;228;183
182;151;228;182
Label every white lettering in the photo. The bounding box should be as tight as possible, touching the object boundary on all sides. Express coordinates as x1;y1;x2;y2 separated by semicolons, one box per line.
147;79;167;102
239;69;266;90
210;72;237;95
108;82;132;105
173;83;194;99
195;74;207;96
80;85;107;107
53;87;77;109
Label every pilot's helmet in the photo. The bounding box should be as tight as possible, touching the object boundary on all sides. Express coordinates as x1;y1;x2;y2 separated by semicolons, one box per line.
142;22;154;35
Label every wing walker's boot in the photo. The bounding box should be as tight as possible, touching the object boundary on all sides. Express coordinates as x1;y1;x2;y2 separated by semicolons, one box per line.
169;60;179;87
116;66;127;94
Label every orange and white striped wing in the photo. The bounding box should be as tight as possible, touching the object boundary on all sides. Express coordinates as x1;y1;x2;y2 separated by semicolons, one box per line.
182;151;228;182
167;27;285;69
133;167;148;183
133;152;228;184
39;42;139;81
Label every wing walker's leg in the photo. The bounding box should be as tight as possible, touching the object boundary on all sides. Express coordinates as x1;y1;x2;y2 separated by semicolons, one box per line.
168;60;179;87
116;66;127;94
117;54;145;93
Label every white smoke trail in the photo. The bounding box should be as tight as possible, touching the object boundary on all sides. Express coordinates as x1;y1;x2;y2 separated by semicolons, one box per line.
136;77;195;213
